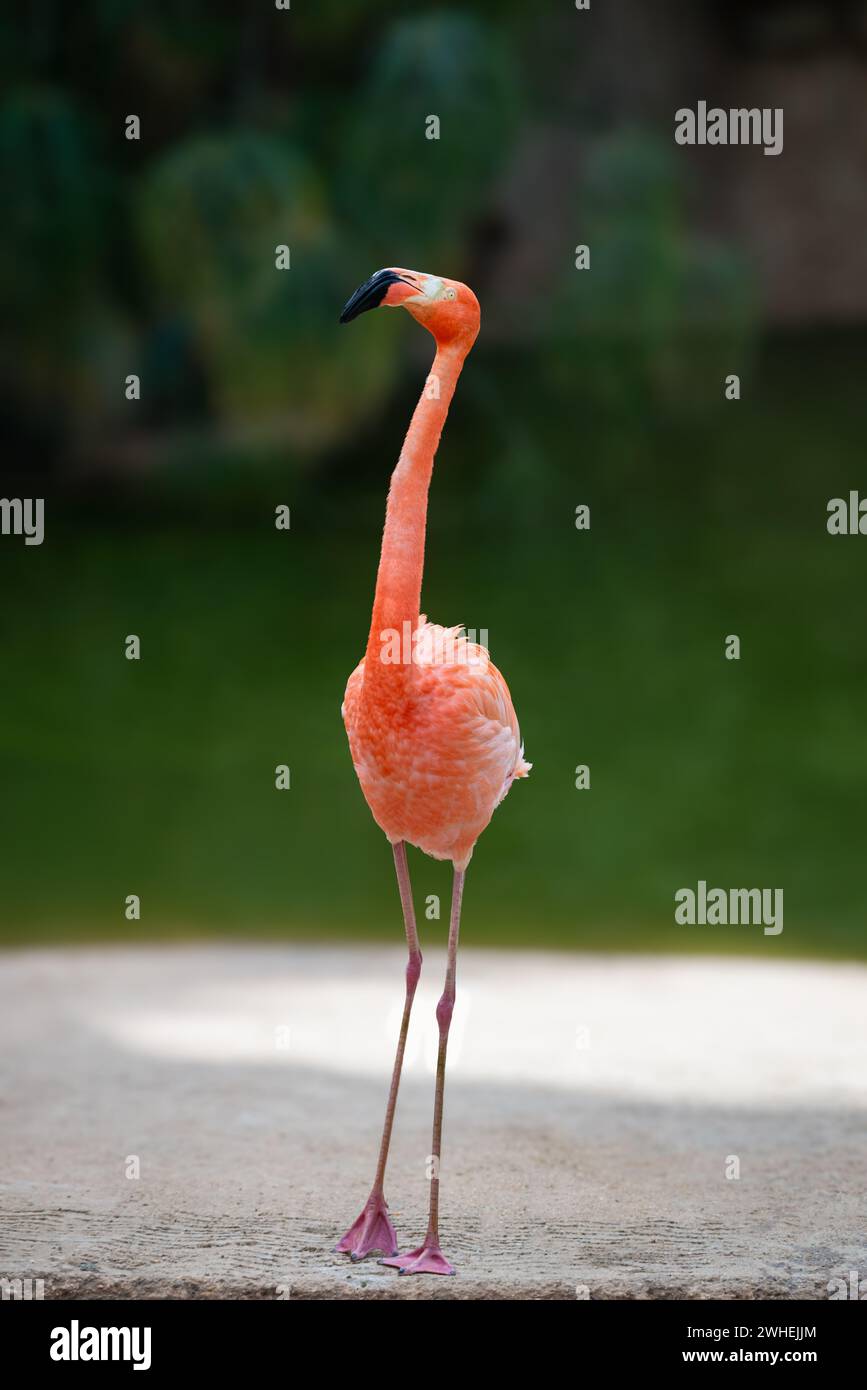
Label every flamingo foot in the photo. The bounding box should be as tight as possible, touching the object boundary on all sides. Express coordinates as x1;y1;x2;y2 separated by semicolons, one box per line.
334;1193;398;1261
380;1242;456;1276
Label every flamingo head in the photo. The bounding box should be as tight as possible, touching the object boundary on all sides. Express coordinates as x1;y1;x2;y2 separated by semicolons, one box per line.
339;267;480;347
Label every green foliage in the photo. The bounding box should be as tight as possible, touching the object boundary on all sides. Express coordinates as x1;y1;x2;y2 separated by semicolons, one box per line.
337;11;520;259
138;132;318;309
2;7;523;460
137;131;399;442
280;0;405;46
0;10;764;460
1;337;865;956
549;131;756;410
0;87;115;439
0;88;105;327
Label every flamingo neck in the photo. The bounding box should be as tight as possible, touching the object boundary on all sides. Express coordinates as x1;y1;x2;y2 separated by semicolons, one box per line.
364;340;470;685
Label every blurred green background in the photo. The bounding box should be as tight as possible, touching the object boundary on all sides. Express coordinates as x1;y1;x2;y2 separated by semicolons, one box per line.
1;1;865;957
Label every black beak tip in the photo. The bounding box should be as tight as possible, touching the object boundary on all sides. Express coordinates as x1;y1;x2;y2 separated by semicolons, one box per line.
339;269;413;325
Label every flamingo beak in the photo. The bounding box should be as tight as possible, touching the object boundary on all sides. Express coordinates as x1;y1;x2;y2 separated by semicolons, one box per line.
339;269;418;324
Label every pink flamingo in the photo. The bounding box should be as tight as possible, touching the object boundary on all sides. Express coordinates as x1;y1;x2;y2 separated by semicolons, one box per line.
334;268;530;1276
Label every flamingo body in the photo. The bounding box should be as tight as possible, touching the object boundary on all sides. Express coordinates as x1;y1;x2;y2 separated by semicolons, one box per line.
343;617;530;871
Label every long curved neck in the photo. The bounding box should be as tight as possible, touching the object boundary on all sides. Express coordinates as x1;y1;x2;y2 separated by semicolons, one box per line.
364;340;470;685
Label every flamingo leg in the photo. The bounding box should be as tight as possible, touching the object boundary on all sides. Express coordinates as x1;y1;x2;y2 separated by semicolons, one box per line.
381;865;463;1276
334;840;422;1260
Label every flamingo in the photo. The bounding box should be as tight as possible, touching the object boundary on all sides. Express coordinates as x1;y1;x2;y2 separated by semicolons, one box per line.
334;267;531;1277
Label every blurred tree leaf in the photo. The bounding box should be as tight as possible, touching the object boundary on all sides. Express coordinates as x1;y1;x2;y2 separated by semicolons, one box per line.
0;88;106;328
137;130;401;447
138;130;324;308
336;10;520;260
548;130;756;411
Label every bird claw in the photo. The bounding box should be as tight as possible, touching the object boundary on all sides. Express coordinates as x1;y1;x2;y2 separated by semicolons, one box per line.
334;1193;398;1260
380;1242;456;1276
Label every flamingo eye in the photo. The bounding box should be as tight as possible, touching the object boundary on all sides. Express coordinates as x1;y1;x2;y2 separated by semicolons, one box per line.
444;287;456;301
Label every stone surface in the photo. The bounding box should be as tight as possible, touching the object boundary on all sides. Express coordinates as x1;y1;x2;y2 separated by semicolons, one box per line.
1;945;865;1300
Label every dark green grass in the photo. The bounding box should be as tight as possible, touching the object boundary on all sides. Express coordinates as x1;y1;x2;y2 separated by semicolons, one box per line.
1;335;865;958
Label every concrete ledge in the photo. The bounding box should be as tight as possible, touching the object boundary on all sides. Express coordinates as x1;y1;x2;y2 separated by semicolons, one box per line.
2;945;865;1301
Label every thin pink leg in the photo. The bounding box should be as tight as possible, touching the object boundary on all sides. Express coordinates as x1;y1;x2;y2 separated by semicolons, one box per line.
335;841;422;1260
382;866;464;1276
